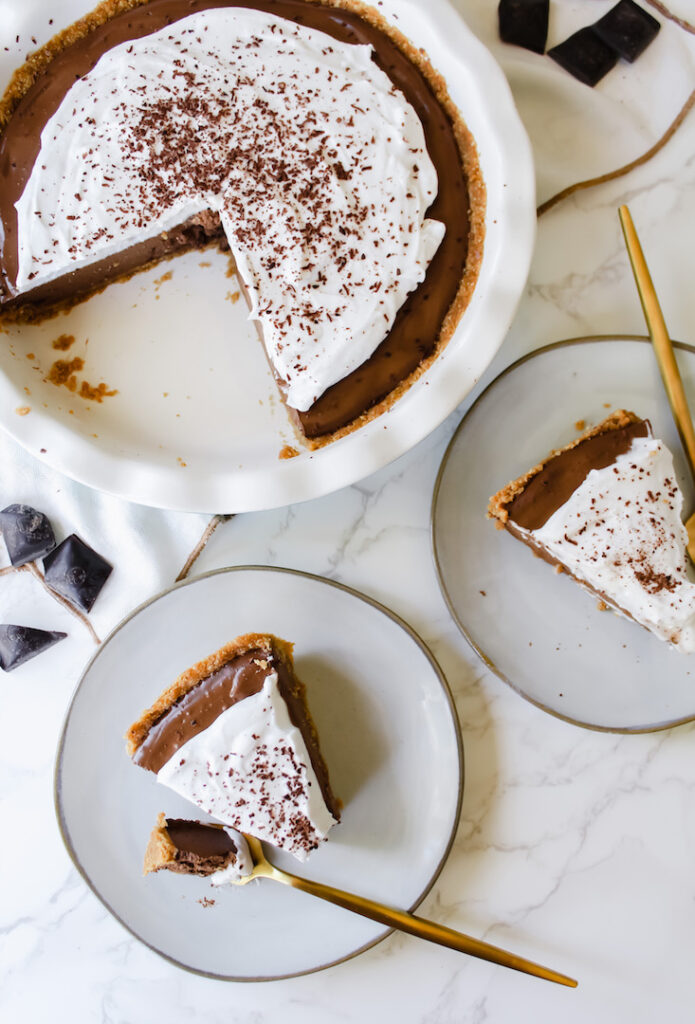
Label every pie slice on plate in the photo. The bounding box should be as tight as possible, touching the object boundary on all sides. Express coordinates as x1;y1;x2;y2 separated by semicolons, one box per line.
126;633;340;859
488;410;695;653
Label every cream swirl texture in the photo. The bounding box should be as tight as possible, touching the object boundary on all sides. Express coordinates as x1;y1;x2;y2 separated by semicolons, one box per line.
209;828;254;885
156;672;337;860
14;8;445;410
526;436;695;653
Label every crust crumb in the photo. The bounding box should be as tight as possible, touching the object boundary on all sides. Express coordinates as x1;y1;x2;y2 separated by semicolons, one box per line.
52;333;75;351
45;355;117;402
79;380;118;402
279;444;299;460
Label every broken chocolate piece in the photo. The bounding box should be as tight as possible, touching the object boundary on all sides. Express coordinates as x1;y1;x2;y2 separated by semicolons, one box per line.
548;27;618;86
0;504;56;566
43;533;112;611
592;0;660;63
0;624;66;671
498;0;549;55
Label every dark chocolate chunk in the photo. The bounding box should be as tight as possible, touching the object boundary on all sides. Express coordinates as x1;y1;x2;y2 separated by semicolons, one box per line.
498;0;549;55
0;504;56;566
592;0;660;63
548;27;618;86
43;534;112;612
0;624;66;671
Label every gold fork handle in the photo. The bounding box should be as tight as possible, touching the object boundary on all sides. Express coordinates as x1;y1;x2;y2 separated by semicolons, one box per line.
269;865;577;987
619;204;695;482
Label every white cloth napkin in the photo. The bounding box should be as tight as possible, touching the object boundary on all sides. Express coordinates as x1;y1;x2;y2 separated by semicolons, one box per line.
0;427;210;689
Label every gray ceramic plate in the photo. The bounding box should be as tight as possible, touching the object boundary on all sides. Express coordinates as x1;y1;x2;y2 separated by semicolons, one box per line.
433;336;695;733
55;566;462;979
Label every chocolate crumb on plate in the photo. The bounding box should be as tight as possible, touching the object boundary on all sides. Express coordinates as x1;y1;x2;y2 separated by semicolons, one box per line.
498;0;549;55
548;27;618;86
592;0;660;63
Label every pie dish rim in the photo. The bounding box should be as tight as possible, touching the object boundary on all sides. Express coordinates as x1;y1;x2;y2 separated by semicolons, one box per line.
0;0;535;512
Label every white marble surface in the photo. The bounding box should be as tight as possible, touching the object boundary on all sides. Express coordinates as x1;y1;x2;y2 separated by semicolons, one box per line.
1;1;695;1021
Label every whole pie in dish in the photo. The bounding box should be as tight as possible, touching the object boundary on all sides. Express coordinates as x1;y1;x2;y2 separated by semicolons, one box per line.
0;0;485;448
126;633;340;860
488;410;695;653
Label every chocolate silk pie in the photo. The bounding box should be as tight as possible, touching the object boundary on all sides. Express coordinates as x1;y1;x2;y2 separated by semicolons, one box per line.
144;813;254;883
488;411;695;653
0;0;485;447
126;633;340;859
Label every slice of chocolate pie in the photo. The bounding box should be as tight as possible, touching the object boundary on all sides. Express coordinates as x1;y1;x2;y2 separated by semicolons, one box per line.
0;0;485;447
126;634;340;859
144;813;253;885
488;410;695;653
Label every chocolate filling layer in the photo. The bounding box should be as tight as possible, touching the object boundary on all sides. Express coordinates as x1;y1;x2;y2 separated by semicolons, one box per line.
134;649;271;772
508;420;650;531
0;0;471;436
2;214;227;313
166;817;237;858
134;645;340;818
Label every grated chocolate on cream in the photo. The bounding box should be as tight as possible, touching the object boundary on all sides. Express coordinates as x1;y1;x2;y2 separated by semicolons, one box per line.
14;7;444;411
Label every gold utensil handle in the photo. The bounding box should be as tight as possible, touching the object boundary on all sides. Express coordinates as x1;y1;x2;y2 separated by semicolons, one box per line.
618;204;695;481
272;864;577;987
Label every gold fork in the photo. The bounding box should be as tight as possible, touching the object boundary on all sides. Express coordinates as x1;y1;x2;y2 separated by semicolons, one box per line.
233;834;577;987
619;204;695;561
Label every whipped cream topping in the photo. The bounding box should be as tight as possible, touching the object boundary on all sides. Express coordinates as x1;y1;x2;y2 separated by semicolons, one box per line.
157;671;336;860
14;7;444;410
524;436;695;653
209;827;254;886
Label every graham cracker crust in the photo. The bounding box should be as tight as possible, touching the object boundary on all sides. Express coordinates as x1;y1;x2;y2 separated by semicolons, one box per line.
125;632;292;755
143;812;180;875
487;410;642;526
